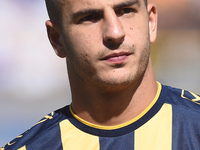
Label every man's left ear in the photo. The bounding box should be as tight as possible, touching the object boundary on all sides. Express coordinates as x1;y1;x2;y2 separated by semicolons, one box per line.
148;4;157;44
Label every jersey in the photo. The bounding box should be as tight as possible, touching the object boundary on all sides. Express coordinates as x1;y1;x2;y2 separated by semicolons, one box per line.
2;82;200;150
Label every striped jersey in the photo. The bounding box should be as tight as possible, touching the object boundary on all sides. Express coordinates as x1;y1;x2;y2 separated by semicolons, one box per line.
2;82;200;150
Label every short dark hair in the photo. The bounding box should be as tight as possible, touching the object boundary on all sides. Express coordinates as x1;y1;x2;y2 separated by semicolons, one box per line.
45;0;64;27
144;0;147;7
45;0;148;27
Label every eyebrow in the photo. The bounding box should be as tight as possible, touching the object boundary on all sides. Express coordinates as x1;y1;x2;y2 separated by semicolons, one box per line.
71;0;140;19
72;9;102;20
114;0;140;8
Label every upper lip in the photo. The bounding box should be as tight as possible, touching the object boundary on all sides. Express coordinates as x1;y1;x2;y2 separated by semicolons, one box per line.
101;52;132;60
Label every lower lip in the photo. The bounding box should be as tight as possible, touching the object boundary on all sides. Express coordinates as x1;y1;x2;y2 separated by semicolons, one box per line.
104;55;129;64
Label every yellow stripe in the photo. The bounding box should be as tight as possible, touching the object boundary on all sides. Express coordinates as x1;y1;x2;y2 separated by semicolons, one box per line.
59;120;99;150
18;146;26;150
70;82;162;130
135;104;172;150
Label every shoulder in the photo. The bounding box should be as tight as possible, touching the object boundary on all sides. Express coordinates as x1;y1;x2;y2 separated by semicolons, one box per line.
162;84;200;113
2;105;71;150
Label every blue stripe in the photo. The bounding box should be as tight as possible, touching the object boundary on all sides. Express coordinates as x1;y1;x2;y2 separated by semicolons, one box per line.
172;105;200;150
99;132;134;150
26;123;63;150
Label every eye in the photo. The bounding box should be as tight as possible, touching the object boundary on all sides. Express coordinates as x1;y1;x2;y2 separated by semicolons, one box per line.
79;13;101;23
116;8;136;17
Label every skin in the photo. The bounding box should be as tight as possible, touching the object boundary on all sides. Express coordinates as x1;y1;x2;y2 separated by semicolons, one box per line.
46;0;158;126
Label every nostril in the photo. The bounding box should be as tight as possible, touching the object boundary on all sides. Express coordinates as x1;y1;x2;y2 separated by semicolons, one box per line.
104;36;125;43
103;37;124;50
106;39;113;42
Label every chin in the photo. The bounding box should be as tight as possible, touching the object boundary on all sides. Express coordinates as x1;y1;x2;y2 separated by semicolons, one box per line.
97;73;138;88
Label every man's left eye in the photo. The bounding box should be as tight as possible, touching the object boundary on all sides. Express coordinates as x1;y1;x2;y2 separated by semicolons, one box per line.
116;8;136;16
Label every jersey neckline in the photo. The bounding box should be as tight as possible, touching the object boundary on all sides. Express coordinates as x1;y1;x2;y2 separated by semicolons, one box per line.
70;82;162;130
66;82;167;137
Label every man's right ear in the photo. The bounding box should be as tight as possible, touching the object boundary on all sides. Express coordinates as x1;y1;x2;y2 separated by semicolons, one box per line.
45;20;67;58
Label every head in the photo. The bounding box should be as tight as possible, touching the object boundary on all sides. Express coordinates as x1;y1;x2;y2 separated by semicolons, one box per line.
45;0;157;91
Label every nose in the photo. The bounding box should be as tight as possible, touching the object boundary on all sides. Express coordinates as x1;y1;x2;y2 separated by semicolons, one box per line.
103;11;125;49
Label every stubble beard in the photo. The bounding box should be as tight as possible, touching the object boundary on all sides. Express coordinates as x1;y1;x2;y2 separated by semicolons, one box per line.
69;42;151;92
94;43;150;91
65;31;151;92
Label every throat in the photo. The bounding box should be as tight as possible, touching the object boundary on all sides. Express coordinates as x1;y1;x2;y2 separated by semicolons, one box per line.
71;87;147;126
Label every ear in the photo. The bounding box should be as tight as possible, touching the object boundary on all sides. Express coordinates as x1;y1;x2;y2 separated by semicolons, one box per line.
148;4;158;44
45;20;67;58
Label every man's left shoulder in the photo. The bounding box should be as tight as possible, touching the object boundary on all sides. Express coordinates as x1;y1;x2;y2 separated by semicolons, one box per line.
162;84;200;112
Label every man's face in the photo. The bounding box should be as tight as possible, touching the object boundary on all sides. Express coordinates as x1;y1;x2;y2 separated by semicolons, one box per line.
53;0;157;89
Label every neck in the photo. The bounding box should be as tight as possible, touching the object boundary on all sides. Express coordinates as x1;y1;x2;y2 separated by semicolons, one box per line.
68;59;158;126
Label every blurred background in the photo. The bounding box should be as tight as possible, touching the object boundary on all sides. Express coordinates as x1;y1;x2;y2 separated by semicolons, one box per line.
0;0;200;146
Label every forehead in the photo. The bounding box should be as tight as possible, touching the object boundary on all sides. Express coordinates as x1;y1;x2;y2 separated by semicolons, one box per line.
63;0;144;14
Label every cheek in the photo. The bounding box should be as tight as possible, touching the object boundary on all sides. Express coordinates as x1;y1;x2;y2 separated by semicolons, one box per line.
126;25;149;48
71;33;95;53
67;36;93;64
69;32;100;60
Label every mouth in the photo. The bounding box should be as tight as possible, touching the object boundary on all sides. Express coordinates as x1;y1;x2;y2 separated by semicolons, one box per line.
101;52;131;65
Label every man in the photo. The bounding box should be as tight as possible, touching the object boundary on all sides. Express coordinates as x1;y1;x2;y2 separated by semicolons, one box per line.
2;0;200;149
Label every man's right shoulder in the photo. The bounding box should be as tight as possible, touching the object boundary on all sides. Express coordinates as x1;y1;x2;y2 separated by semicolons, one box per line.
1;105;71;150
